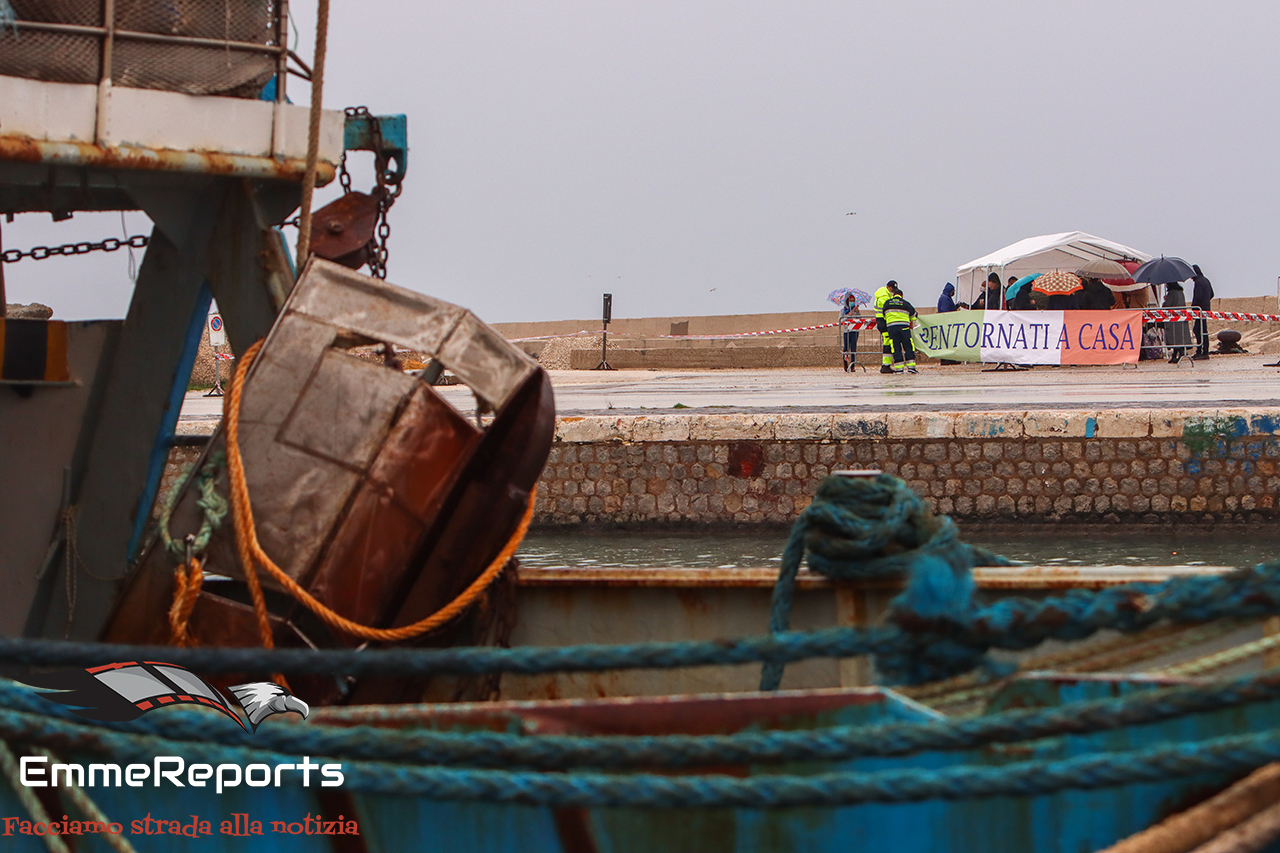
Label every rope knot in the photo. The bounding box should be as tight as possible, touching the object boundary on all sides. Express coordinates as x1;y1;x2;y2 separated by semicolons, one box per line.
762;473;1012;690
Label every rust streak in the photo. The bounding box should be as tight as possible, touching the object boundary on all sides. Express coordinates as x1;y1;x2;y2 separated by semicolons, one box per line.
0;136;337;184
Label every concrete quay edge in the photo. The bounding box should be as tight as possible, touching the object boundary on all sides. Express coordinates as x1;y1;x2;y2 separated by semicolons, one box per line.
554;408;1280;444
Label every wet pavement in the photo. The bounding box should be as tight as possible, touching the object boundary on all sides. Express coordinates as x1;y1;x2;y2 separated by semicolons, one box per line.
180;353;1280;422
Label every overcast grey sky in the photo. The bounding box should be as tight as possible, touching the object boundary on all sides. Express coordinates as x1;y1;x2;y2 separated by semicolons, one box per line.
7;1;1280;322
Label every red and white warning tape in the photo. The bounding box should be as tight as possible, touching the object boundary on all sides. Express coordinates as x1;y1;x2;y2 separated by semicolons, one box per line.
1142;309;1280;323
647;321;852;339
506;329;602;343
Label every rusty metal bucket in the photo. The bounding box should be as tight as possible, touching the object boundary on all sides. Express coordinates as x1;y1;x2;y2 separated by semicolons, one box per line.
104;259;554;706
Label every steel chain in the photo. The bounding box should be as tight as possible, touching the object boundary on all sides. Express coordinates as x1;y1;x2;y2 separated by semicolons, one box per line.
1;234;148;264
340;105;399;279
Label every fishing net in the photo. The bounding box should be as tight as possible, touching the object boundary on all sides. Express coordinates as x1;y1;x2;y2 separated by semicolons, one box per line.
1;0;278;98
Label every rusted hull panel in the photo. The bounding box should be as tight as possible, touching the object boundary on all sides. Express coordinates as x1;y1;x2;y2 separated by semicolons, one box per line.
0;136;337;184
494;564;1241;700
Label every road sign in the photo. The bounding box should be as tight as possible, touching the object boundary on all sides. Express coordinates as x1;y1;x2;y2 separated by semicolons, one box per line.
208;313;225;347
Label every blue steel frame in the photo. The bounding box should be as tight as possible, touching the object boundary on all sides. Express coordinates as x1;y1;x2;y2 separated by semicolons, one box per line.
124;281;213;562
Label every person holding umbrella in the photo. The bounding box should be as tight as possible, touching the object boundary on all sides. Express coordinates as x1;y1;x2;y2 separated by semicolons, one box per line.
1162;281;1192;363
1132;256;1197;364
828;287;871;372
1191;265;1215;359
839;291;863;372
1031;271;1085;310
1008;274;1041;310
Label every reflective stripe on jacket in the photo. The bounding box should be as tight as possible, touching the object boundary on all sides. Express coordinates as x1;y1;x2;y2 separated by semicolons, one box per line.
873;286;893;320
882;295;917;326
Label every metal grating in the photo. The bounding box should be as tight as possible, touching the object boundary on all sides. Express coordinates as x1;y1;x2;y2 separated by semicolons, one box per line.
1;0;280;98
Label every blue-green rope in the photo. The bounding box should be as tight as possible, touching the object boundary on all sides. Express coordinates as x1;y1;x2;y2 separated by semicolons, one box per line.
156;451;228;562
2;704;1280;807
760;473;1280;687
5;666;1280;770
2;547;1280;682
763;473;1012;689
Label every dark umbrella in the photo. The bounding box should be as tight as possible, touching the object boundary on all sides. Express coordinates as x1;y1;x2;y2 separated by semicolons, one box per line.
1132;256;1195;284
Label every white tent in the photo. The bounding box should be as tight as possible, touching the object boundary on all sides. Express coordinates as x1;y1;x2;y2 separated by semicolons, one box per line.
955;232;1152;306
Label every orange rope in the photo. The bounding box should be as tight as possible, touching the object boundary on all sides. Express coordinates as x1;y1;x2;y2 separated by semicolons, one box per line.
168;557;204;648
225;339;535;644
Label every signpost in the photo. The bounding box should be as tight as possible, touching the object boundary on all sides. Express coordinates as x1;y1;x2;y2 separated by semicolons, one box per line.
593;293;614;370
206;313;226;396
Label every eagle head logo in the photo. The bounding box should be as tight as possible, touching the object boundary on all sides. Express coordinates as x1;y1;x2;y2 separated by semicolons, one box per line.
226;681;310;731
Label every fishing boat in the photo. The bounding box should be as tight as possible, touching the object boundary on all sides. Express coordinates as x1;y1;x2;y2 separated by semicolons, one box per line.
3;4;1280;852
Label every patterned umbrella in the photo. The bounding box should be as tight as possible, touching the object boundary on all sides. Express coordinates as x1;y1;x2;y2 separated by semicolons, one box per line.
1031;271;1083;295
827;288;873;307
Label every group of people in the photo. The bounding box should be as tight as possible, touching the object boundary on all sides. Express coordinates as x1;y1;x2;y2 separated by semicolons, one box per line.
933;266;1216;362
838;263;1217;373
838;281;919;374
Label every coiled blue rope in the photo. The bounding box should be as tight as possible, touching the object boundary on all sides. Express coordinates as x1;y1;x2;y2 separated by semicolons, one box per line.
762;473;1012;689
760;473;1280;687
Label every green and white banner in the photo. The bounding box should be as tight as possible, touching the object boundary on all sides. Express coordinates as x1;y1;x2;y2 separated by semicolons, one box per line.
912;310;1144;365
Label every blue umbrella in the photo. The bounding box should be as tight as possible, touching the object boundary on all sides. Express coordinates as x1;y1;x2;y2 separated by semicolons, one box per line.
1132;256;1195;284
827;288;872;307
1005;274;1041;302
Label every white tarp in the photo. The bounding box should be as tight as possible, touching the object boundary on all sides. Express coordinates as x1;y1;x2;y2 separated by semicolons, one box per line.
955;232;1152;306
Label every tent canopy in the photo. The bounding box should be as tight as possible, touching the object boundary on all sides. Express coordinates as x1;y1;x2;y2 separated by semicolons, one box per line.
955;232;1152;305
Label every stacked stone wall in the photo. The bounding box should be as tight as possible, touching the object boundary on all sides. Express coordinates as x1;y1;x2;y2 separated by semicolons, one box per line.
534;409;1280;526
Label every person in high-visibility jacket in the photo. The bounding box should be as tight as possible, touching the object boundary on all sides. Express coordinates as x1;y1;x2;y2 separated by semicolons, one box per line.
873;281;897;374
881;284;919;374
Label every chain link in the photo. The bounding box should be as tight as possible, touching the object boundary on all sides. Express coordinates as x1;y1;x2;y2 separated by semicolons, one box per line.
340;105;400;279
2;234;148;265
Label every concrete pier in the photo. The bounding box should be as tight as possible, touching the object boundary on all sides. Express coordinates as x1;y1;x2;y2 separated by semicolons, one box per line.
173;353;1280;527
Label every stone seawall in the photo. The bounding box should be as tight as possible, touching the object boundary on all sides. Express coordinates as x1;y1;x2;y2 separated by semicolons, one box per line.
159;408;1280;528
535;409;1280;526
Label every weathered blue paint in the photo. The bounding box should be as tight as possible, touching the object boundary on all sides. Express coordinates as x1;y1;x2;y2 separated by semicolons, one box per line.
343;113;408;185
1252;415;1280;435
1085;417;1096;438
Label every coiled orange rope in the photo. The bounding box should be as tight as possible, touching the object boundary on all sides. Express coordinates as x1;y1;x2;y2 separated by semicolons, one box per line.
224;339;535;644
